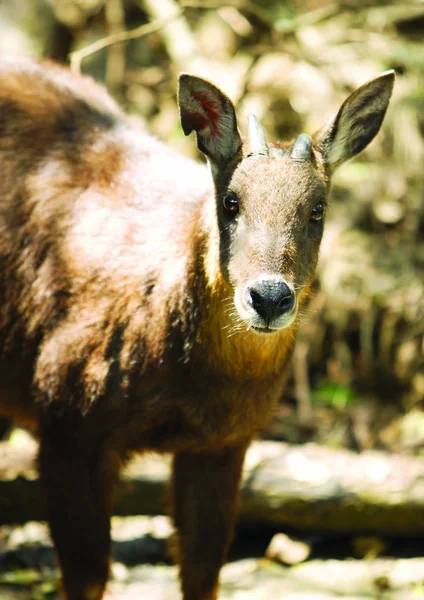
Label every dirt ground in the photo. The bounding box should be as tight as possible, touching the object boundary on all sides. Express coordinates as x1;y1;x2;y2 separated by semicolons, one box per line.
2;517;424;600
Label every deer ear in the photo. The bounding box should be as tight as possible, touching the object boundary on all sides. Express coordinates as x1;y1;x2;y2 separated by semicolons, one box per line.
314;70;395;171
178;74;242;165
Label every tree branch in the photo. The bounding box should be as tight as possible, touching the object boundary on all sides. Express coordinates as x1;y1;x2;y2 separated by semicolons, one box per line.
69;11;184;73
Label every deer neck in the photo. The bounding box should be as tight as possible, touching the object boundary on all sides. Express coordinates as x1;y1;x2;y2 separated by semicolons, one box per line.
195;197;298;382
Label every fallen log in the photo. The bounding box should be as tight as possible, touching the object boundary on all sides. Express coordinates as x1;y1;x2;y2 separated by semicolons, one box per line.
1;439;424;536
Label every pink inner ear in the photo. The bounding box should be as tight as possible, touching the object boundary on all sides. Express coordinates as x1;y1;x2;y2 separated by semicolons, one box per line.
190;90;223;139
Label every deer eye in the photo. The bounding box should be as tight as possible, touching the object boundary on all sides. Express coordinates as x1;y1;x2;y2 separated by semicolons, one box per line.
223;192;239;216
310;203;325;222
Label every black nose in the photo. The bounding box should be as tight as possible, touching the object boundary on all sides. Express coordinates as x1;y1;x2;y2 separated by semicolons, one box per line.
247;280;295;324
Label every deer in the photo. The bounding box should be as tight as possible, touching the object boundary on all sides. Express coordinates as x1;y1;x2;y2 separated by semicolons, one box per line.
0;57;394;600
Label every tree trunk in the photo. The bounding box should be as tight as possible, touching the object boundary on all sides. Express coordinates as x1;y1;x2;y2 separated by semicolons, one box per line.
1;440;424;536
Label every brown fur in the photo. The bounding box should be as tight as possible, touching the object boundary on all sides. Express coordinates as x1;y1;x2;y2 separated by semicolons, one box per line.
0;58;393;599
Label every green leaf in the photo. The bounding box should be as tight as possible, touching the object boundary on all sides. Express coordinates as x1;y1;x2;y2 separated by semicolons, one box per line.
312;382;356;409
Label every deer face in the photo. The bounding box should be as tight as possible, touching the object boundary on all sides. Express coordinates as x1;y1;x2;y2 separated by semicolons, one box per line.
178;71;394;334
218;155;327;332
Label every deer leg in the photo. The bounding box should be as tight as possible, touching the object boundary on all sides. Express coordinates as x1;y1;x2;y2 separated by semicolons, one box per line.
38;409;122;600
171;442;249;600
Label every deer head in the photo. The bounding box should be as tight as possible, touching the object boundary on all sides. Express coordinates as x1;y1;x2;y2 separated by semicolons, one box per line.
178;71;394;334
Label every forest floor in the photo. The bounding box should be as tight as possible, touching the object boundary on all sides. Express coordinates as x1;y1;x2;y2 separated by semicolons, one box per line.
2;515;424;600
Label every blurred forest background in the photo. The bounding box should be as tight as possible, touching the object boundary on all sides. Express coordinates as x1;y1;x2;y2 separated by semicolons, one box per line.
1;0;421;452
0;0;424;598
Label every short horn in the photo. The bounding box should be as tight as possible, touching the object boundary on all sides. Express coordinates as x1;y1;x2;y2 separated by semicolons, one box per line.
291;133;312;162
246;114;269;158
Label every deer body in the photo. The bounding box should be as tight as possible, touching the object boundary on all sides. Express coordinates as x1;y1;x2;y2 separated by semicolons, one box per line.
0;58;394;600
